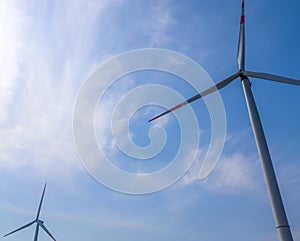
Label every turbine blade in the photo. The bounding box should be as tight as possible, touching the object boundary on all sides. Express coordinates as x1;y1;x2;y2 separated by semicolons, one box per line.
40;223;56;241
237;0;245;70
34;224;39;241
244;71;300;86
148;72;239;122
4;220;35;237
36;183;47;220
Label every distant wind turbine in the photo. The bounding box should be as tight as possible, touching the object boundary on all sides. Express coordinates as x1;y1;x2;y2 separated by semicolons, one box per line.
149;1;299;241
4;183;56;241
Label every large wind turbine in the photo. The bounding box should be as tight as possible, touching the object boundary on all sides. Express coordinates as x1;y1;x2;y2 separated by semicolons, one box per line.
149;1;299;241
4;183;56;241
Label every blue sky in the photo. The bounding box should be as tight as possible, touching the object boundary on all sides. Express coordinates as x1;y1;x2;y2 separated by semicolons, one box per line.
0;0;299;240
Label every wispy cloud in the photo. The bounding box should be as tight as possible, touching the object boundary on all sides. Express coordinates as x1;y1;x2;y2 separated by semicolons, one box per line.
177;130;263;194
0;0;180;177
0;1;120;179
0;1;24;124
205;152;261;193
144;1;177;47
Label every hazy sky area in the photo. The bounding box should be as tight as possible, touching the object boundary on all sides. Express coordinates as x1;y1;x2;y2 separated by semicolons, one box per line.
0;0;299;240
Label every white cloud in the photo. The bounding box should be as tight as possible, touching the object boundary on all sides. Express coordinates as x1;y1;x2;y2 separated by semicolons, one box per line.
176;130;263;194
0;1;24;123
146;2;177;47
206;152;261;192
0;1;119;178
0;0;185;183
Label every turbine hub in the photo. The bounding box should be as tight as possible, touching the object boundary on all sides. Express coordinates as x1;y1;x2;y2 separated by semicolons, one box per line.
238;70;247;80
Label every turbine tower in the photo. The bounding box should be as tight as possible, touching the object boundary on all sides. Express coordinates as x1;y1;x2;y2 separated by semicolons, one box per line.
4;183;56;241
149;1;299;241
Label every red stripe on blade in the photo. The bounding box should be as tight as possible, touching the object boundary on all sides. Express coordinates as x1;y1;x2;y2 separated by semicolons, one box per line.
240;15;245;24
170;104;182;112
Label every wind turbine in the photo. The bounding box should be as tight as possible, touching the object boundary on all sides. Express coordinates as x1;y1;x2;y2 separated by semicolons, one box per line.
148;1;299;241
4;183;56;241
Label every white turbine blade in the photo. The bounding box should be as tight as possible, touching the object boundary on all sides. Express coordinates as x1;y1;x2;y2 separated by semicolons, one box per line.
40;223;56;241
34;224;39;241
3;220;35;237
148;72;239;122
36;183;47;220
237;0;245;70
244;71;300;86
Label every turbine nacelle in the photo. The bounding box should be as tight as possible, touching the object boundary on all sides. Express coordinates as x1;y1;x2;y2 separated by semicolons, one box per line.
37;220;44;225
